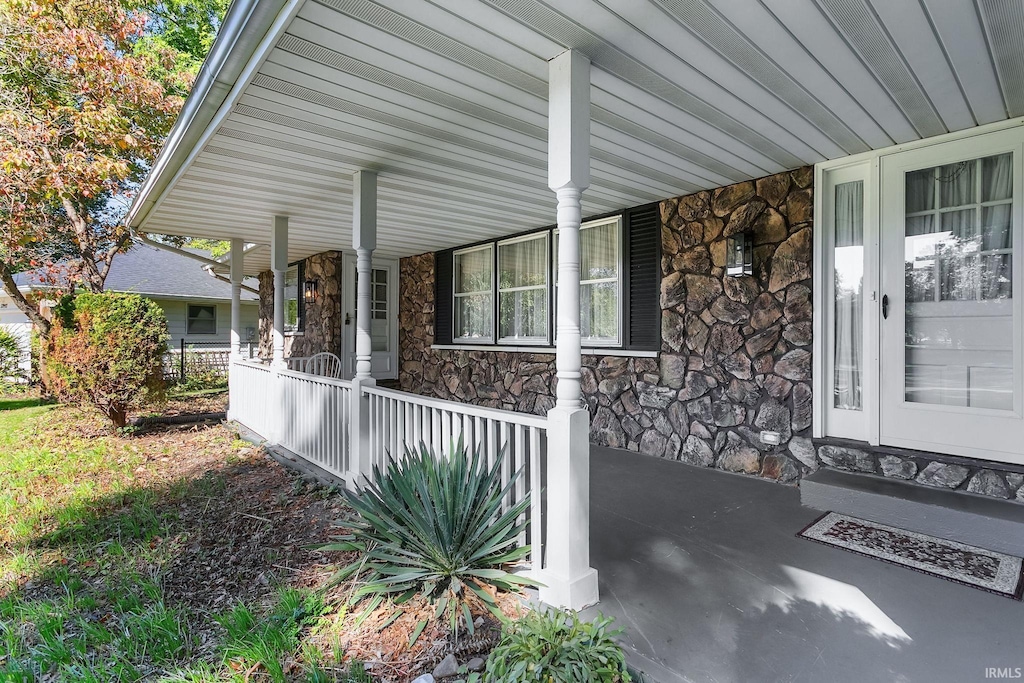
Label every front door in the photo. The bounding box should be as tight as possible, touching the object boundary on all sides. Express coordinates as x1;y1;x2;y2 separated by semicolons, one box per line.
879;135;1024;463
341;255;398;380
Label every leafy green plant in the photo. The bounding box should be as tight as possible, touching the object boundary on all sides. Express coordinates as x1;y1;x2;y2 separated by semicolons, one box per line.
484;609;631;683
325;438;537;641
46;292;168;427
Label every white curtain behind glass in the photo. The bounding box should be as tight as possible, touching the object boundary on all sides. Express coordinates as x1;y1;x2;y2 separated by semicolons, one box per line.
454;247;492;339
499;236;547;340
904;152;1014;409
834;181;863;410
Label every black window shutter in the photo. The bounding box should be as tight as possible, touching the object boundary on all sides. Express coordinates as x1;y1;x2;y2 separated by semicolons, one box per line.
434;249;454;345
297;261;306;332
624;204;660;350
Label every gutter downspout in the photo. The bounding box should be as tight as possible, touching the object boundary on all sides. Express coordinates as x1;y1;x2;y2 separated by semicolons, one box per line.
132;231;259;295
203;265;259;295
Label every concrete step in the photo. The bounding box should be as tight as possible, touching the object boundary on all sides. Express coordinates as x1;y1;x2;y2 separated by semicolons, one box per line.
801;468;1024;557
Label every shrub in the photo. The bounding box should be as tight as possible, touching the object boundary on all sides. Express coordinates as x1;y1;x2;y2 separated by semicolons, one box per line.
46;292;168;427
0;327;25;387
325;438;537;639
484;609;631;683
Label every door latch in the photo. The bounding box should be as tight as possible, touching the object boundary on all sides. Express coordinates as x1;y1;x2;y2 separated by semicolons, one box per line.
344;313;351;325
881;294;889;320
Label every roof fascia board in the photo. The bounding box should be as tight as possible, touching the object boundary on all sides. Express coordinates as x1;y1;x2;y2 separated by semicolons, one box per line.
127;0;302;228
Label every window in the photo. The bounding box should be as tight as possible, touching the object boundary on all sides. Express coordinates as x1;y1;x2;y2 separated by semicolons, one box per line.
833;180;864;412
435;207;657;350
454;245;493;341
498;234;548;342
556;217;621;345
284;264;302;333
186;304;217;335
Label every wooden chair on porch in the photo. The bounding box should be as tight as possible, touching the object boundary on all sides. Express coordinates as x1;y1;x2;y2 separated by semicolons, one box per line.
303;352;343;379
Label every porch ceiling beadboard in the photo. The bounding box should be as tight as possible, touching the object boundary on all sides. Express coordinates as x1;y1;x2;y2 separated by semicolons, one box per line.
133;0;1024;273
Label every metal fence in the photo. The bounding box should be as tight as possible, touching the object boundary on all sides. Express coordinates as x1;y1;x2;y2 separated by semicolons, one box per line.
164;340;231;384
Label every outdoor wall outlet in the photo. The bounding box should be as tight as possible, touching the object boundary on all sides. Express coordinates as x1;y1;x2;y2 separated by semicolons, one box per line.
760;431;782;446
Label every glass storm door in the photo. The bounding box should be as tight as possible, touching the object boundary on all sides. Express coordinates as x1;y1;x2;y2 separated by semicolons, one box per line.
880;136;1024;463
341;255;398;380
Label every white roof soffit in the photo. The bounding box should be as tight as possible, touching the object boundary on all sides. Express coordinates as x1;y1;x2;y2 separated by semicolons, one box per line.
131;0;1024;274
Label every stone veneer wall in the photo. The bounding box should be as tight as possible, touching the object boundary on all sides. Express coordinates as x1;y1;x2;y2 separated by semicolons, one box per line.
257;251;344;360
399;167;814;484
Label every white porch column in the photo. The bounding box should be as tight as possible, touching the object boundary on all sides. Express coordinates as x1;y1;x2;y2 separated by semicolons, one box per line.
349;170;377;489
229;238;245;359
542;49;599;611
271;216;288;370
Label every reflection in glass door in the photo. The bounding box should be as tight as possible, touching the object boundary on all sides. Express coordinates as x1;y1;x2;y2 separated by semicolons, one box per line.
903;153;1014;410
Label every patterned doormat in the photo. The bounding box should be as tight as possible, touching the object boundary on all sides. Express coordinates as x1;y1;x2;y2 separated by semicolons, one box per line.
799;512;1024;600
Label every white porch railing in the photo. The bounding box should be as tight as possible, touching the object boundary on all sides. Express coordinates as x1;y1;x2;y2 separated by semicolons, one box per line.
228;357;592;607
277;369;352;479
362;384;546;572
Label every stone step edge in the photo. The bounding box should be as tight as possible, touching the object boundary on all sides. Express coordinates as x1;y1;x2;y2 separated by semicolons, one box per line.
801;468;1024;557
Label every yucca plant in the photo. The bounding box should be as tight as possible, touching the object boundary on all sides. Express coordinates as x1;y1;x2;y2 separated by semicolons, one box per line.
324;437;539;642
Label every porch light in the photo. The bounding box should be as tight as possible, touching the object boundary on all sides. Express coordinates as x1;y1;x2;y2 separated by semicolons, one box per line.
726;233;753;277
303;278;318;304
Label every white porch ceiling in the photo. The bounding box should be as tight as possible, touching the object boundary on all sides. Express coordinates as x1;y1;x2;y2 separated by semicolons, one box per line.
137;0;1024;275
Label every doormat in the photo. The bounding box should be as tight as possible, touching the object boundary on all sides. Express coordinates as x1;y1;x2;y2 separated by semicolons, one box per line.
799;512;1024;600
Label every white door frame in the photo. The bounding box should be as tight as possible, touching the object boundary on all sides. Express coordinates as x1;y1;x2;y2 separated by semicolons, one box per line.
815;117;1024;465
878;134;1024;463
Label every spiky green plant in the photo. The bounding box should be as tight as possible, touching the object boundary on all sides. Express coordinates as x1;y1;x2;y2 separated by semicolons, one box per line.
324;437;539;640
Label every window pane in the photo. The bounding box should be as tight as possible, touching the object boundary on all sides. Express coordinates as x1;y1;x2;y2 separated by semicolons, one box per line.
455;293;492;340
938;161;975;208
455;247;491;294
905;169;934;213
581;281;618;342
982;153;1012;202
498;235;547;341
581;222;618;281
554;219;621;344
187;305;216;334
499;236;546;289
834;181;863;410
499;288;547;339
284;265;300;331
454;247;493;340
904;153;1014;410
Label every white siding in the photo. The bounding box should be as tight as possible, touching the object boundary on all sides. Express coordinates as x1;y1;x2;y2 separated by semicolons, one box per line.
153;298;260;351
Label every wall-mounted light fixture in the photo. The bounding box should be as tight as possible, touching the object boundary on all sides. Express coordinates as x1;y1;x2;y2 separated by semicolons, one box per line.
726;233;753;277
303;279;318;304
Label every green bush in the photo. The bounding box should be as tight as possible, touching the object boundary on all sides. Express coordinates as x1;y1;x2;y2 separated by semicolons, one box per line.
0;327;25;387
484;609;631;683
46;292;168;427
325;438;537;639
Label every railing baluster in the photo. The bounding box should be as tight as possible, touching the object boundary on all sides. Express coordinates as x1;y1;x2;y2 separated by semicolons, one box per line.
529;426;542;571
515;423;527;550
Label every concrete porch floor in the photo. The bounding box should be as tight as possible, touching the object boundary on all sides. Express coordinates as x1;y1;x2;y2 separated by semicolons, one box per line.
584;446;1024;683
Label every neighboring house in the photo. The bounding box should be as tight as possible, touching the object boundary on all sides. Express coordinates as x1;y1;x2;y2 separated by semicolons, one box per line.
0;287;33;380
124;0;1024;614
6;243;261;364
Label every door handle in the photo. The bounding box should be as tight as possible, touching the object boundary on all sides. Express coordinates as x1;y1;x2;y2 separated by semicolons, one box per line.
881;294;889;320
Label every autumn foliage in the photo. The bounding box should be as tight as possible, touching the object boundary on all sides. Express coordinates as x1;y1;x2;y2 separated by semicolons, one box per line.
47;292;168;427
0;0;195;332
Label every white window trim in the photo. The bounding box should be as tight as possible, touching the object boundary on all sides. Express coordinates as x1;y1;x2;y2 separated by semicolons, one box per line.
814;116;1024;447
497;232;549;345
555;215;624;347
186;303;218;335
453;243;495;344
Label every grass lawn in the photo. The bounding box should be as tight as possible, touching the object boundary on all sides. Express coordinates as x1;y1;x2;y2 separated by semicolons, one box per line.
0;394;370;682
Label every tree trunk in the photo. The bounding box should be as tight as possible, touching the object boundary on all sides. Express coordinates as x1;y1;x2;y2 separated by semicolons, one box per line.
0;263;51;338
